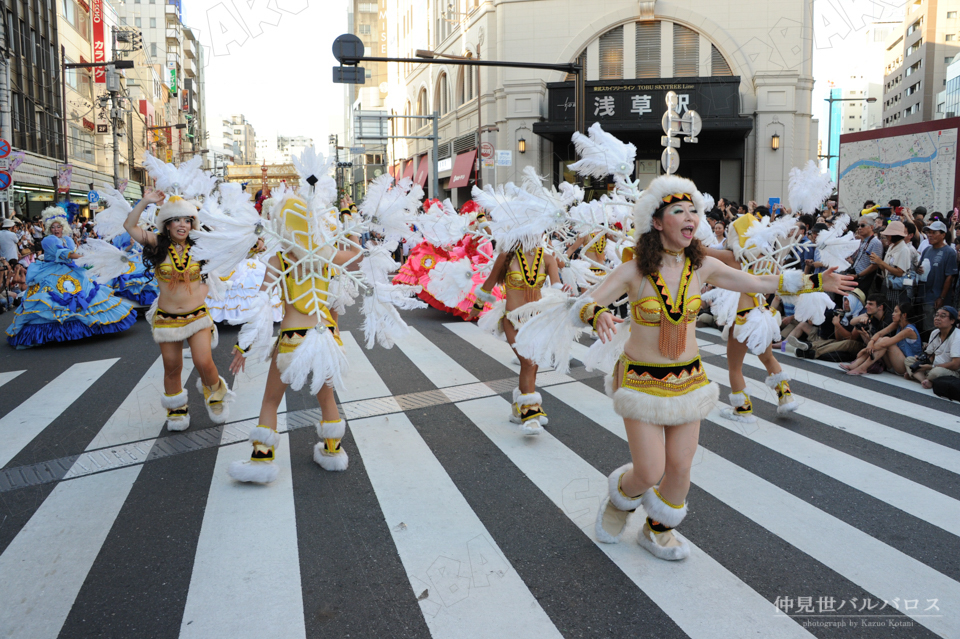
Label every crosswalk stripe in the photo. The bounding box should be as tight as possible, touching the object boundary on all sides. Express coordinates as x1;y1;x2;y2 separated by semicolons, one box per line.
344;343;564;638
0;358;118;469
178;360;307;638
0;369;24;389
395;326;481;388
699;359;960;476
544;380;960;638
455;394;814;638
339;331;393;402
700;343;960;434
696;327;947;403
696;361;960;535
0;357;192;639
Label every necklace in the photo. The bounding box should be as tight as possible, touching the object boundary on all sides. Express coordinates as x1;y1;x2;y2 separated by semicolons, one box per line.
663;247;683;264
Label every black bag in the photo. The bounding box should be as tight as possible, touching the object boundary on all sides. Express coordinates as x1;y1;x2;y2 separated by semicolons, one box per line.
932;377;960;402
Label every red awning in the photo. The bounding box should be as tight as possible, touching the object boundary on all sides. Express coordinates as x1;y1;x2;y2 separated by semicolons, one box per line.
414;153;429;187
388;164;396;179
401;159;415;180
448;150;477;189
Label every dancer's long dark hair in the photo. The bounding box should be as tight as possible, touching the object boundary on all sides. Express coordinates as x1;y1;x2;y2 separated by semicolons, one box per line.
142;220;195;272
634;210;704;277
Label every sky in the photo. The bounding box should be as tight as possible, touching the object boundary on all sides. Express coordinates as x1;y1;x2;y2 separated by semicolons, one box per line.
182;0;349;148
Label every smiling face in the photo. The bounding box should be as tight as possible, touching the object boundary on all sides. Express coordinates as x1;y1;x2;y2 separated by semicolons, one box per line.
714;221;724;239
165;216;193;243
49;221;63;237
652;200;698;252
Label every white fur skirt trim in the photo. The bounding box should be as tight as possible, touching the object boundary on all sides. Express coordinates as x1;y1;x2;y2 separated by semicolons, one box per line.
610;382;719;426
152;310;214;344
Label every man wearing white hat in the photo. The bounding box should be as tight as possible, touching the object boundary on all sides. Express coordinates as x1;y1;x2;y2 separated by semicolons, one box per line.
0;219;19;261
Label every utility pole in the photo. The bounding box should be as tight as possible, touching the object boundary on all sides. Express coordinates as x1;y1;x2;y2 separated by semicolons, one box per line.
106;66;122;189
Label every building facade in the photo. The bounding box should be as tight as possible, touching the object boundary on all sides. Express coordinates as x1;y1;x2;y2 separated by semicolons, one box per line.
883;0;960;126
382;0;817;206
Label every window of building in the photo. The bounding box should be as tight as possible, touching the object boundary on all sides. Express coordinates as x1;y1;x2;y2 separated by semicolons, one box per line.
150;17;156;28
947;34;957;41
120;17;126;25
598;25;623;80
416;87;427;117
61;0;89;40
907;18;922;36
358;24;371;35
947;57;954;64
151;42;157;57
435;73;449;115
673;23;699;77
358;2;377;12
135;17;141;27
635;21;660;79
456;66;474;106
949;11;958;18
907;39;923;54
711;44;732;76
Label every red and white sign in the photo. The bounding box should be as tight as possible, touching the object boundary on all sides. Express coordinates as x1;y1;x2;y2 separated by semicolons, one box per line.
92;0;105;83
480;142;495;161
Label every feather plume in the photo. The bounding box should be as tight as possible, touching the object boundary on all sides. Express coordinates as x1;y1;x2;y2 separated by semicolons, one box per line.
816;225;860;269
561;258;601;294
142;153;217;199
93;189;132;240
701;287;740;328
74;239;132;282
471;183;564;252
477;298;506;337
426;258;475;306
788;160;834;215
190;182;267;276
359;245;426;348
236;292;276;362
568;123;637;180
291;147;337;207
743;215;798;256
732;306;781;355
512;292;590;374
280;325;349;393
701;193;716;212
359;175;423;249
584;323;630;374
783;291;835;326
417;199;470;248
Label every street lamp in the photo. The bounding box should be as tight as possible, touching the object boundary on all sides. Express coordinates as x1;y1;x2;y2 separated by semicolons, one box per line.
820;95;878;179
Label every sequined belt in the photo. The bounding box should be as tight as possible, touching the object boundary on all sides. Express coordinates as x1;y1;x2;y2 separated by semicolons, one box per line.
616;354;710;397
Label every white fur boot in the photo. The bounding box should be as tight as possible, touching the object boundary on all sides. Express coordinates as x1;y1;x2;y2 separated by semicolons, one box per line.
720;390;757;423
595;463;643;544
228;426;281;484
637;487;690;561
509;387;522;424
161;389;190;432
197;376;235;424
313;420;349;471
766;372;798;415
515;392;545;435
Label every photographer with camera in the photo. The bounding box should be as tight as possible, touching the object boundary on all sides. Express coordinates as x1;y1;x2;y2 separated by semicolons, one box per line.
905;306;960;389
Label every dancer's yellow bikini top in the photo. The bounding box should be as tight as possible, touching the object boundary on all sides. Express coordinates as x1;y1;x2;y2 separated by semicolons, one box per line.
586;233;606;256
504;247;546;290
157;242;202;287
277;251;334;321
631;257;701;326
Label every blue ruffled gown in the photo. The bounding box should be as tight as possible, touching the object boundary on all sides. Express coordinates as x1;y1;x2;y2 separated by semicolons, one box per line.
5;235;138;348
108;233;159;306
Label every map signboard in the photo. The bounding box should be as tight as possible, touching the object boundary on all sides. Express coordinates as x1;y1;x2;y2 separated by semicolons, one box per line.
838;118;960;215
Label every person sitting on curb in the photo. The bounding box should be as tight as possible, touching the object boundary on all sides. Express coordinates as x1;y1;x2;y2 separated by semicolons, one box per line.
905;306;960;389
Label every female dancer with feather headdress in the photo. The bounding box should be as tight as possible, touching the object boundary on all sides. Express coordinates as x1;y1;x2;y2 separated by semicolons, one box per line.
121;155;234;433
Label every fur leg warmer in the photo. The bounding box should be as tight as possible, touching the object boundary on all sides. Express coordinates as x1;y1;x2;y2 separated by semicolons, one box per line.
766;372;798;415
510;388;548;426
515;392;545;435
720;390;757;423
314;420;349;472
197;376;235;424
228;426;281;484
162;389;190;432
638;487;691;561
595;464;643;544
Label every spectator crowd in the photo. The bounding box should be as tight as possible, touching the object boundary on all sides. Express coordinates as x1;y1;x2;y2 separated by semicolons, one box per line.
698;198;959;401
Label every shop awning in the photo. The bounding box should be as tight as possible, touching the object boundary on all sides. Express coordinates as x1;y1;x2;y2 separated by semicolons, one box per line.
388;164;396;179
414;153;429;187
401;160;415;180
448;149;477;189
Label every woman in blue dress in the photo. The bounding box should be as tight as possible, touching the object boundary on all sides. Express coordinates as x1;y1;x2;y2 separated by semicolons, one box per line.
5;206;137;348
108;231;159;307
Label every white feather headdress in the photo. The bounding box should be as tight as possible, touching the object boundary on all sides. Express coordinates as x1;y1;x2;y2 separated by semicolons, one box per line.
632;175;706;237
471;182;565;252
417;199;470;249
291;147;337;208
359;175;423;250
788;160;834;215
568;122;637;181
142;153;217;228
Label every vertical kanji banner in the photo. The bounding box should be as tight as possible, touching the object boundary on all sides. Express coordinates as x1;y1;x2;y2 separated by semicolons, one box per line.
92;0;109;133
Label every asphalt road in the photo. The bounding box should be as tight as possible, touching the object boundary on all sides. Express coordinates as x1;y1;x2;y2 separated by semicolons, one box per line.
0;304;958;639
